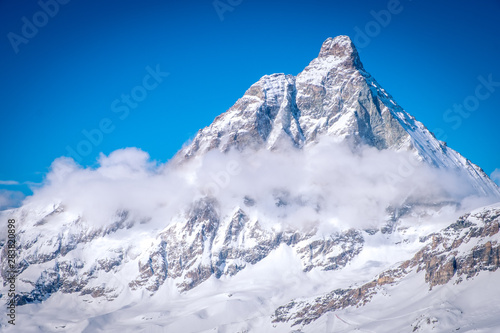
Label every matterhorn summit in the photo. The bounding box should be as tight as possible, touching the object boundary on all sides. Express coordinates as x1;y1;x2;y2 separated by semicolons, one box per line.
182;35;499;198
1;36;500;333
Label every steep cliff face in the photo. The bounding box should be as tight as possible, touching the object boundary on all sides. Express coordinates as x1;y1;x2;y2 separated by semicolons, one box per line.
180;35;411;156
180;36;499;197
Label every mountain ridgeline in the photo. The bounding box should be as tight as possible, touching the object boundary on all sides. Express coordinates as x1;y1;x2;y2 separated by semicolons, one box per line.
180;35;499;198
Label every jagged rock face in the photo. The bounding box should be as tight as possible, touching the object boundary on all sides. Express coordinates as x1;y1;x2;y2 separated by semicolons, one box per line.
2;197;366;303
182;36;412;158
416;208;500;287
273;205;500;327
129;197;364;292
295;36;409;149
0;207;128;305
183;73;303;155
180;35;499;197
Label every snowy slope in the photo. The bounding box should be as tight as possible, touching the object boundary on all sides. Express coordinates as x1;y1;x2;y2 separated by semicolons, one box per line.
273;203;500;332
3;204;499;333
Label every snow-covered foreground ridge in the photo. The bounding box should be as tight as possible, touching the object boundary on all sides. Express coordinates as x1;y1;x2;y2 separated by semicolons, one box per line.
1;36;500;332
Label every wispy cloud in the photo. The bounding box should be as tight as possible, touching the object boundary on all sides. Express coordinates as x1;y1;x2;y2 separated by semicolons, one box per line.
24;181;43;187
0;180;19;185
0;189;25;210
22;139;496;230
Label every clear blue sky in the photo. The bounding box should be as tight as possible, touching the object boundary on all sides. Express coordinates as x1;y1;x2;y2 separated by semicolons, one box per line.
1;0;500;204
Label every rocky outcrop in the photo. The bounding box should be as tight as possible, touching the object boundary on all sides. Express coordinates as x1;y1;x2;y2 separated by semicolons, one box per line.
130;197;365;292
273;205;500;327
0;206;129;305
413;207;500;287
178;36;500;198
295;229;363;272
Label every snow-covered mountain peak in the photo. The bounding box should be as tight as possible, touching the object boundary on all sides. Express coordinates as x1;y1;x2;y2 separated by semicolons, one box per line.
178;35;499;199
317;35;362;69
297;36;363;89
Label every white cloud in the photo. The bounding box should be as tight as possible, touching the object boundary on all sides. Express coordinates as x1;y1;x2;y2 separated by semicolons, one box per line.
0;189;25;210
491;168;500;186
0;180;19;185
20;140;494;232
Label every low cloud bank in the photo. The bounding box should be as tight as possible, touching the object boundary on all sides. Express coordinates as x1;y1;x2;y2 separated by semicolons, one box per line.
19;139;497;231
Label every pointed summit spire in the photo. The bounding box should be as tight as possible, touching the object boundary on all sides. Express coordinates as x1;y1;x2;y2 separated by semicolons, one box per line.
318;35;363;69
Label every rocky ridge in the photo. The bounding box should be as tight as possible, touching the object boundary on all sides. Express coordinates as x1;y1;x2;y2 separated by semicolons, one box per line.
272;204;500;327
180;36;499;197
